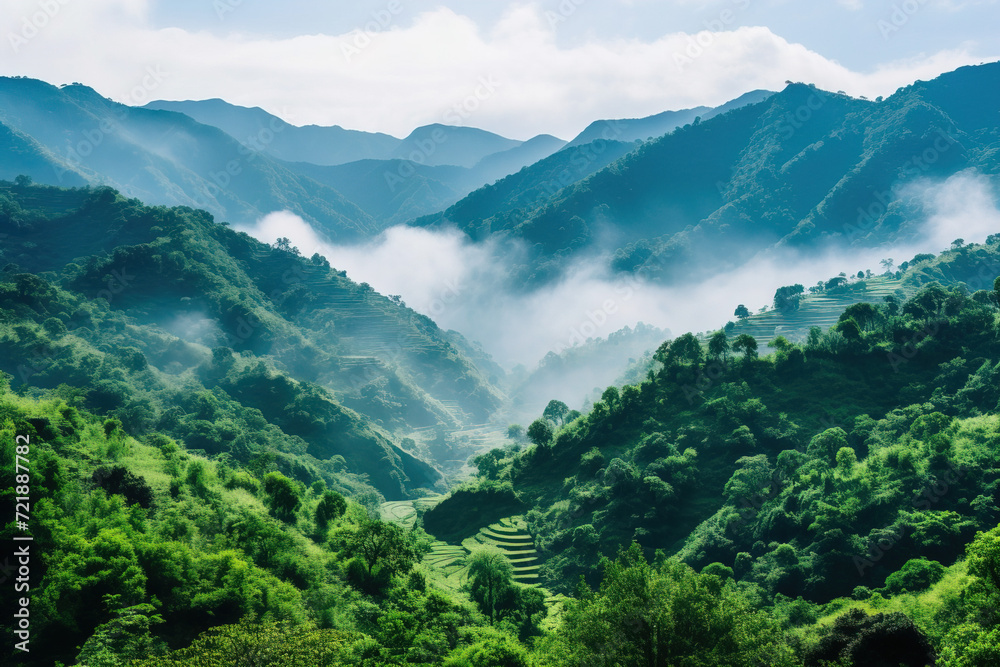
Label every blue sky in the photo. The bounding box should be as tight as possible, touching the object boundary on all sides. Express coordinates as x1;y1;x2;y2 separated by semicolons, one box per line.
2;0;998;139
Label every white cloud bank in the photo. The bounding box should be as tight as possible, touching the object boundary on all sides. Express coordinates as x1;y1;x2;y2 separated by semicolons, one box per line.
238;172;1000;369
0;1;995;139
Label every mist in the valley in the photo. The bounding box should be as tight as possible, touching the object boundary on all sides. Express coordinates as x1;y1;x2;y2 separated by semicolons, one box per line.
238;171;1000;416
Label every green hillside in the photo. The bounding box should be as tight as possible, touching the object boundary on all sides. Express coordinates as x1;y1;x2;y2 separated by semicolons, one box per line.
0;181;508;498
421;63;1000;289
0;78;378;240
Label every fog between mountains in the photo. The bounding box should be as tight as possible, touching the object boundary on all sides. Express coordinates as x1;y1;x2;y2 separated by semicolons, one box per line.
238;172;1000;374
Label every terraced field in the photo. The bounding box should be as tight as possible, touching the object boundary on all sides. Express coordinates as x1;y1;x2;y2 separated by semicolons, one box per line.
462;517;541;584
728;277;912;348
379;495;446;529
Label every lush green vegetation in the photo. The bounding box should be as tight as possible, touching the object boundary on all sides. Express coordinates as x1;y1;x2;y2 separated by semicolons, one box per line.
429;242;1000;663
0;181;508;499
4;175;1000;664
415;63;1000;289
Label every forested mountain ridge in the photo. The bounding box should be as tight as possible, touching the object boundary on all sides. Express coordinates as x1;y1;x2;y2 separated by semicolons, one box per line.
426;62;1000;287
0;180;508;498
0;77;383;241
142;98;402;166
563;88;775;148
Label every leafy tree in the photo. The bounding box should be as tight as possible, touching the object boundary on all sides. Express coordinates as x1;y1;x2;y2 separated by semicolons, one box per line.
807;428;849;463
507;424;525;441
773;284;804;312
466;550;517;622
882;557;944;595
348;519;417;577
263;472;301;519
315;490;347;529
445;628;530;667
543;400;570;426
92;465;155;509
527;419;554;447
840;302;879;331
734;304;751;320
131;618;358;666
731;334;758;361
967;525;1000;594
544;544;796;666
804;608;935;667
708;330;729;362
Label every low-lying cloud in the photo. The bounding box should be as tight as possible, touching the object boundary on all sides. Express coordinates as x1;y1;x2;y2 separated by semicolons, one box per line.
239;172;1000;373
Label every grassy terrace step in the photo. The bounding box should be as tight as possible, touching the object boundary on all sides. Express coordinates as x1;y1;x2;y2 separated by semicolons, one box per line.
479;528;531;540
487;523;521;533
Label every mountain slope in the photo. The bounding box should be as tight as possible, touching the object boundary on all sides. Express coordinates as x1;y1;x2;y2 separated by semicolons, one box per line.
0;181;508;497
436;63;999;287
564;89;774;148
143;98;402;166
427;240;1000;607
284;134;568;227
0;77;378;240
389;124;522;168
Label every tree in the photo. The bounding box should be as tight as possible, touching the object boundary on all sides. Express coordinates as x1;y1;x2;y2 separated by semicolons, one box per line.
952;238;965;249
545;544;796;666
348;520;417;577
666;332;703;366
315;490;347;529
966;525;1000;594
804;609;936;667
507;424;525;441
773;284;804;312
92;465;154;509
826;276;847;290
466;550;517;622
734;304;751;320
543;400;570;426
14;174;32;187
880;258;894;275
840;302;879;331
732;334;758;361
527;419;554;447
836;318;861;341
262;472;301;518
807;427;849;463
708;330;729;362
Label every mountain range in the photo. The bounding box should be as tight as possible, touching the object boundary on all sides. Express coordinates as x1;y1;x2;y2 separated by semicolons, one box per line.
0;76;772;241
421;63;1000;287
